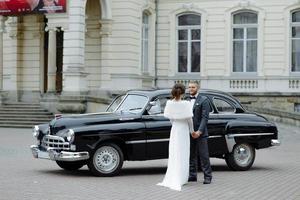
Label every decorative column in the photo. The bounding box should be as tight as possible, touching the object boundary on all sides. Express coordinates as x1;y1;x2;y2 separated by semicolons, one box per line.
6;17;20;101
62;0;88;95
55;0;88;114
46;27;57;92
0;16;7;91
99;19;113;89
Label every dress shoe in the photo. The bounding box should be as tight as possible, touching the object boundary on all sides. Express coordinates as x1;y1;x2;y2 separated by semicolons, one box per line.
203;178;211;184
188;177;197;182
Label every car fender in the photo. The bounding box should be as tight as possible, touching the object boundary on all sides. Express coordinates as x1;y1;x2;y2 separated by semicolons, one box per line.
224;120;277;152
72;124;140;157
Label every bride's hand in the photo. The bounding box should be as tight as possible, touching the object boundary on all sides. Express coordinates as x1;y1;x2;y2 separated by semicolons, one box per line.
191;131;201;138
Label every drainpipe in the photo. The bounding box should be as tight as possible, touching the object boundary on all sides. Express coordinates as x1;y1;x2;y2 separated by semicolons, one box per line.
154;0;158;88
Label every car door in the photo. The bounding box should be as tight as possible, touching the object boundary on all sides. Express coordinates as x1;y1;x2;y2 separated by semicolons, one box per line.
207;95;237;156
143;95;172;160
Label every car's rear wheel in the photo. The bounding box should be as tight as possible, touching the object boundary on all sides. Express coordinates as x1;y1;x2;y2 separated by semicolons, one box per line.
225;143;255;171
87;143;124;177
56;161;86;171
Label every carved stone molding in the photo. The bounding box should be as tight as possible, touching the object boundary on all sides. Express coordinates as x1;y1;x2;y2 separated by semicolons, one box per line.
45;26;58;32
0;16;8;33
8;31;24;39
239;0;251;9
181;3;200;12
143;0;156;13
31;32;42;39
99;19;113;37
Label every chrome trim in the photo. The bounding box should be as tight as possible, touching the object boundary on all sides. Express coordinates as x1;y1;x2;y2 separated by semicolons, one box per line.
32;125;39;138
126;135;223;144
42;135;70;151
48;148;89;161
147;138;170;143
119;118;135;121
30;145;89;161
208;135;223;139
227;133;274;138
225;135;236;153
125;140;146;144
224;133;276;152
31;145;49;159
271;139;280;146
126;138;170;144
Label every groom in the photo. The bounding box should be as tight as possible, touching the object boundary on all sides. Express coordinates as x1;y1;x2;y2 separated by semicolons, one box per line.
187;81;212;184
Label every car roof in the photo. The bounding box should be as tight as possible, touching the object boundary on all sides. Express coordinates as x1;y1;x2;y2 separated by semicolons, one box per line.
127;88;236;100
126;88;245;111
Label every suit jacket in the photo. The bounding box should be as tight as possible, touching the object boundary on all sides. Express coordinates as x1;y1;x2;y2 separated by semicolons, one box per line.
186;95;210;138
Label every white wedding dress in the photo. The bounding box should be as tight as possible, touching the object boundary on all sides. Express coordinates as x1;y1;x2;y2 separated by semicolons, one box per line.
157;100;194;191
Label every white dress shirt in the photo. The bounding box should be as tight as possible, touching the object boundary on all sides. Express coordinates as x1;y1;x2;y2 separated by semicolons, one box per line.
190;93;199;105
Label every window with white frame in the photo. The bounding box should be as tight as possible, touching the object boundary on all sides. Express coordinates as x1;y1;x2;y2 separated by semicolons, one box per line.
291;10;300;72
141;12;149;73
177;14;201;73
232;11;258;73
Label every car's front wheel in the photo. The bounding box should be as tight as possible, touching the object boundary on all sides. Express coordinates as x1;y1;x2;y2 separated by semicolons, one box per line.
87;143;124;177
225;143;255;171
56;161;86;171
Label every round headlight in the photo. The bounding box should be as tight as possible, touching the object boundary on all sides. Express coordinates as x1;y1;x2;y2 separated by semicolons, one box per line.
66;129;75;143
32;126;39;138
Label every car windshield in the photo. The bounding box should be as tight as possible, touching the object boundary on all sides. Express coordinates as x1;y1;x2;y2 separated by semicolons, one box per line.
107;94;148;114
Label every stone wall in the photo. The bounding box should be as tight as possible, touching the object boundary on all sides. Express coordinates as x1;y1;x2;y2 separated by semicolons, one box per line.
245;105;300;127
235;93;300;113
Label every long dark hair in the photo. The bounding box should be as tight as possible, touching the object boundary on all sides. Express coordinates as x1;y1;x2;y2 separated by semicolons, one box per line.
171;83;185;100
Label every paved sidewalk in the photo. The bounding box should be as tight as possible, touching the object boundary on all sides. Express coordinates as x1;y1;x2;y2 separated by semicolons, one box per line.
0;122;299;200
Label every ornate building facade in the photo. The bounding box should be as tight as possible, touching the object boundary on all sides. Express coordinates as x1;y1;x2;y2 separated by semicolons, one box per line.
0;0;299;113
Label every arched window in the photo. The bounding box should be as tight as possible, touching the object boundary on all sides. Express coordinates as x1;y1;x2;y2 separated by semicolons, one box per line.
232;11;258;73
141;11;149;73
291;10;300;72
177;13;201;73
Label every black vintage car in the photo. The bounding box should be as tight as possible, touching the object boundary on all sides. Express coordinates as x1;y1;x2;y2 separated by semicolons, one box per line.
30;89;280;176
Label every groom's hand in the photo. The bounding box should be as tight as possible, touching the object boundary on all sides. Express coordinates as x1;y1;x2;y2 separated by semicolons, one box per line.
192;131;202;138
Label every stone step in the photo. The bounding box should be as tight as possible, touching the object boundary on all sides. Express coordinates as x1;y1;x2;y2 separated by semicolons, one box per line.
0;120;49;125
0;103;53;128
0;105;42;109
0;124;35;128
0;108;48;112
3;103;41;106
0;111;53;115
0;114;53;119
0;117;52;122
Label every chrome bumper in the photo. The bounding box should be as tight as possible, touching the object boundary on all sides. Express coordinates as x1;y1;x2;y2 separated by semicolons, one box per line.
30;145;89;161
271;139;281;146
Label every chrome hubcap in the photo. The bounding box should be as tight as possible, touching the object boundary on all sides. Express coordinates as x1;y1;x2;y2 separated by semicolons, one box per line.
94;146;120;173
233;144;253;167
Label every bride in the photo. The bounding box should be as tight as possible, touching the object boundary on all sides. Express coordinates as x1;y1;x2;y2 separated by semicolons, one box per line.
157;83;194;191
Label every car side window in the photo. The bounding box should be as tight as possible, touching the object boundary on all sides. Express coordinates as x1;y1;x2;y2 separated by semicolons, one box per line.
213;98;235;113
106;95;125;112
206;98;214;113
148;96;170;115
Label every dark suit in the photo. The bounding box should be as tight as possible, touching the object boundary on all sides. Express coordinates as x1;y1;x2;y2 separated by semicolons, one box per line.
187;94;212;180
